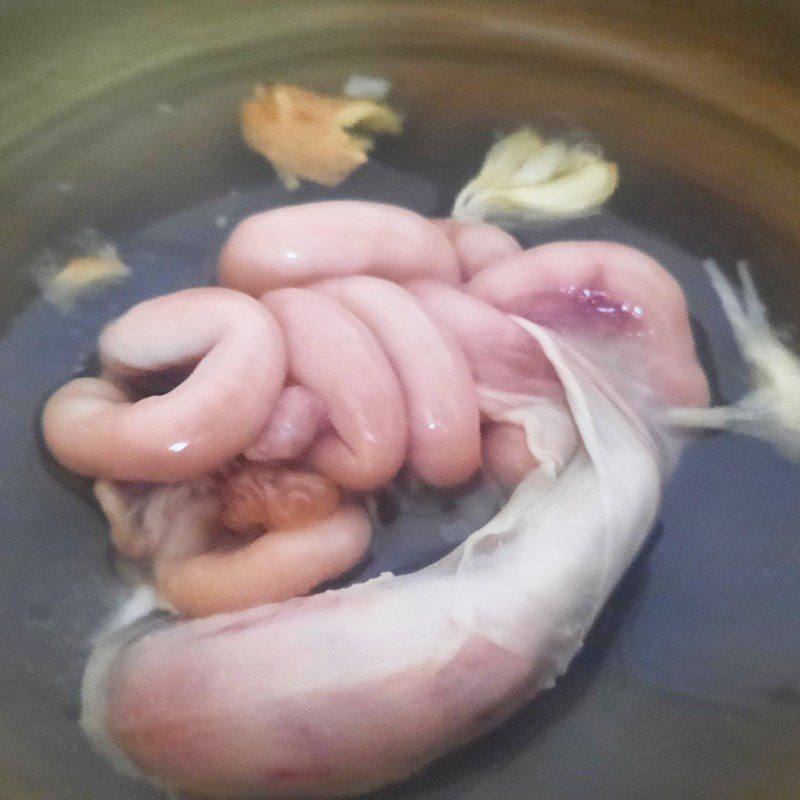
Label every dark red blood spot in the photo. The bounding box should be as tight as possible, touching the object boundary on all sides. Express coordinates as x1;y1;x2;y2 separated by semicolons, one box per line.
503;288;644;335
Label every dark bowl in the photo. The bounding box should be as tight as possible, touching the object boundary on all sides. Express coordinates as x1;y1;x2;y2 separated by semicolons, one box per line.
1;3;799;799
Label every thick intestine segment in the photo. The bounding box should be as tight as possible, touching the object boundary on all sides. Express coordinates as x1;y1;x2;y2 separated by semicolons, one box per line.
407;279;566;484
262;288;409;490
313;276;481;488
155;501;372;619
218;201;460;295
431;218;523;280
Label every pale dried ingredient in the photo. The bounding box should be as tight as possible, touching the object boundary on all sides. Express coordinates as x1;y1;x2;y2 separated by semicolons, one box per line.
668;261;800;460
452;128;618;223
241;83;402;189
42;246;130;310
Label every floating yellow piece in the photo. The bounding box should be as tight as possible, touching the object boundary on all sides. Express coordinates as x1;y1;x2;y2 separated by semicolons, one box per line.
241;83;402;190
42;246;130;311
453;128;618;222
668;262;800;460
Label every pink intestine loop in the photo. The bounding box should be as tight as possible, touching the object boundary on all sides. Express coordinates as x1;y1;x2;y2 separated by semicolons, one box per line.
42;202;710;617
44;203;708;490
43;287;287;482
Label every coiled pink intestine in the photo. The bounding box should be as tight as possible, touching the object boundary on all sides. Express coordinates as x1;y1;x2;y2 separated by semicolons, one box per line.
43;201;708;619
43;287;287;482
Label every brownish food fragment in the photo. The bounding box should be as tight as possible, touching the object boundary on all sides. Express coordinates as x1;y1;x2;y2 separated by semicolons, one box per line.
240;83;402;189
218;463;341;533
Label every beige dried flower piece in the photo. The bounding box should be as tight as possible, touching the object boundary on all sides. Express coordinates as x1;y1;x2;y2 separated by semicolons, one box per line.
668;261;800;460
241;83;402;190
42;245;130;311
453;128;618;223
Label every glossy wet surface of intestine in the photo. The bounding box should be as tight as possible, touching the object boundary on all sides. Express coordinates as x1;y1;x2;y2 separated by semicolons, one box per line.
3;166;800;800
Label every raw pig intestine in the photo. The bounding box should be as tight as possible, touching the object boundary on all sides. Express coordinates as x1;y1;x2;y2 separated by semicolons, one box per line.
43;201;706;619
41;198;797;800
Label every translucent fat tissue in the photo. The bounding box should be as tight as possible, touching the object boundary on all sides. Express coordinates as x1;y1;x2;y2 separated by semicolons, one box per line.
452;128;618;223
667;261;800;460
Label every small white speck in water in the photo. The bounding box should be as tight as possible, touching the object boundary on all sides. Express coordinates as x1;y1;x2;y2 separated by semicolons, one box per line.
343;75;391;100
